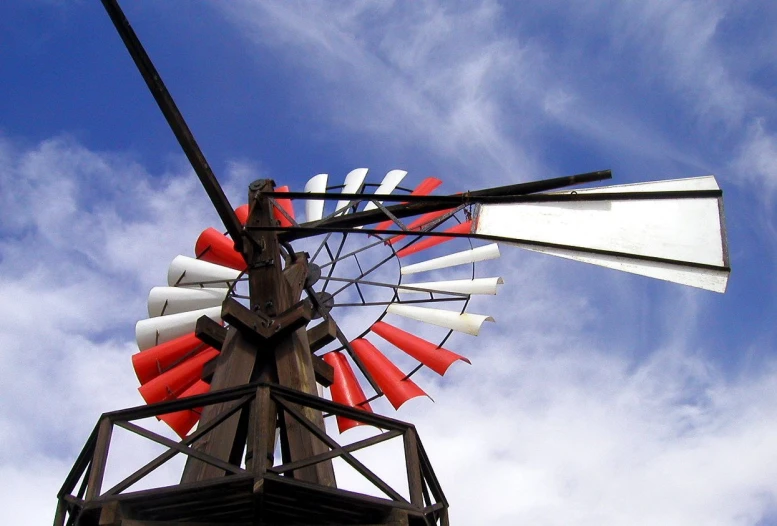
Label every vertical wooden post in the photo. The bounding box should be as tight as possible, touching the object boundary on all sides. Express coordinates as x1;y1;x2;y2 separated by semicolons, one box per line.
180;328;262;482
249;385;272;485
403;428;424;507
246;180;335;487
86;417;113;500
183;179;335;486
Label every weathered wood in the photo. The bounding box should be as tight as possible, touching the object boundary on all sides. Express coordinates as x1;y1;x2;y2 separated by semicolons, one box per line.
403;430;424;507
105;397;251;497
221;297;313;342
180;328;257;483
274;397;401;502
194;316;227;350
98;500;123;526
248;385;272;482
121;520;228;526
311;354;334;387
86;417;113;500
361;508;410;526
307;317;337;352
271;430;402;476
244;181;335;487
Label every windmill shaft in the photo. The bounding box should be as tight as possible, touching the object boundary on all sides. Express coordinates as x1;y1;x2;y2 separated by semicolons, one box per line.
101;0;244;247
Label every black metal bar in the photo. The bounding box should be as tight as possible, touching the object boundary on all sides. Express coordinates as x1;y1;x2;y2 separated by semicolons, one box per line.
330;252;396;298
333;297;466;308
328;313;383;396
310;232;334;263
318;237;387;269
320;232;348;294
279;170;612;237
321;276;469;297
277;187;721;203
101;0;243;249
266;223;733;274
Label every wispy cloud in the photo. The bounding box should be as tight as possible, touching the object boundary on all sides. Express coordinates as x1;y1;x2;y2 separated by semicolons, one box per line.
216;0;547;182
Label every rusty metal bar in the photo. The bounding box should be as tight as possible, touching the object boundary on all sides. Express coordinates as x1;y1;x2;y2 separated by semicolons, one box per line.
100;0;243;248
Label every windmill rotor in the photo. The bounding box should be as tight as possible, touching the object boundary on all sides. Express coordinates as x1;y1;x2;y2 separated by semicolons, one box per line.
132;170;509;438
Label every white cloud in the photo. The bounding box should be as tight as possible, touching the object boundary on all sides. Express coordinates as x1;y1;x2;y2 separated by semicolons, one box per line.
4;0;777;523
732;119;777;195
216;0;546;183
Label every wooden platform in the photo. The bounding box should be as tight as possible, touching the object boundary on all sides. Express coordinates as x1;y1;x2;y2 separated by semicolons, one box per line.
77;473;441;525
56;383;448;526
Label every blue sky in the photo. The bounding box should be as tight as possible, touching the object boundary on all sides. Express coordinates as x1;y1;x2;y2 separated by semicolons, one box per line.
2;1;777;524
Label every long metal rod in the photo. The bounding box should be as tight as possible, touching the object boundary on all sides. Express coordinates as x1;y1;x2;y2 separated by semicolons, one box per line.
269;187;720;204
333;297;466;308
101;0;244;249
275;171;610;239
318;237;387;269
321;275;470;297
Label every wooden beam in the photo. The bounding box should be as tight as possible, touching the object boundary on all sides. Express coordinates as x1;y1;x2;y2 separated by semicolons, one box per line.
180;328;259;483
244;180;335;487
86;417;113;501
311;354;334;387
307;317;337;352
195;316;227;350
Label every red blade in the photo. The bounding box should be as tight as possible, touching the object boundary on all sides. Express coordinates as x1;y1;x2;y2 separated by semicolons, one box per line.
350;338;428;410
195;227;247;270
323;351;373;433
158;379;210;438
396;220;473;258
272;186;296;227
132;332;211;385
375;177;443;231
370;321;470;375
138;348;219;405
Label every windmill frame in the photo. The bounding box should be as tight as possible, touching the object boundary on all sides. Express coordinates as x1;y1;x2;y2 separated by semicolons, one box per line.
55;382;448;525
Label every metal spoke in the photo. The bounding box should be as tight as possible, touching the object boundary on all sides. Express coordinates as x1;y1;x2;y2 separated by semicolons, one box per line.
332;297;467;308
320;276;470;297
321;234;348;294
329;253;396;299
310;231;334;263
318;237;388;269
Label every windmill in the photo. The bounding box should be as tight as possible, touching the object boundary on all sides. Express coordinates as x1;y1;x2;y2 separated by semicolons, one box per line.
55;1;730;525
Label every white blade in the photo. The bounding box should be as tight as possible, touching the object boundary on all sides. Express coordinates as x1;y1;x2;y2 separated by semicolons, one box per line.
167;255;241;288
525;246;729;292
474;176;729;292
386;304;494;336
136;306;222;351
362;169;408;212
148;287;228;317
401;277;504;295
554;175;720;194
400;243;501;275
304;173;328;222
335;168;368;215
